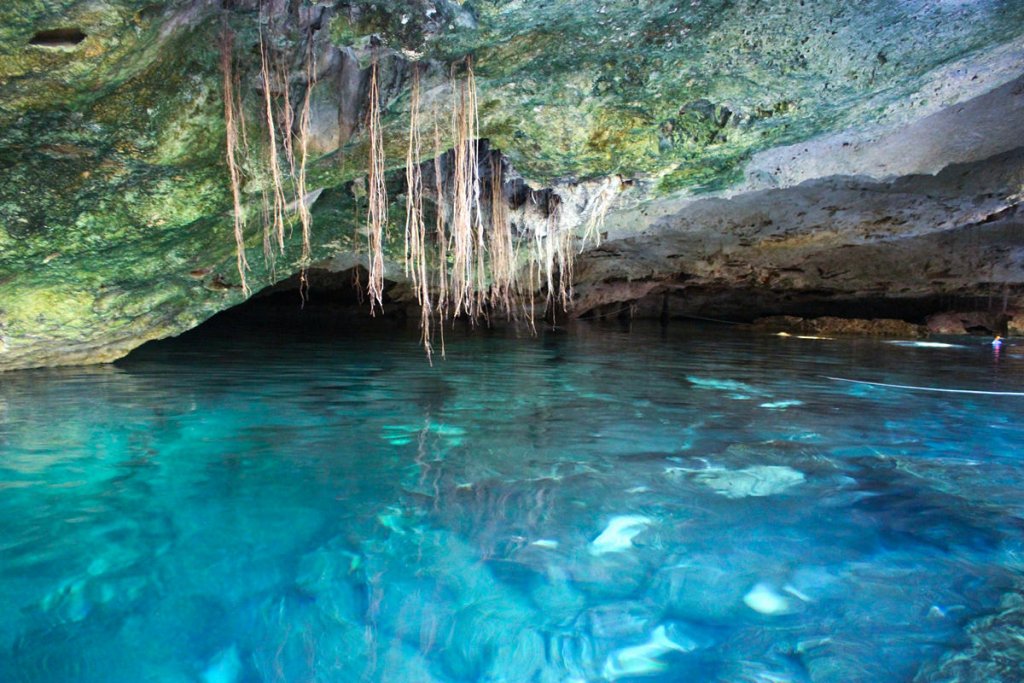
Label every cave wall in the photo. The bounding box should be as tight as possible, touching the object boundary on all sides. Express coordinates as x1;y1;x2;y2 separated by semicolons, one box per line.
1;0;1023;369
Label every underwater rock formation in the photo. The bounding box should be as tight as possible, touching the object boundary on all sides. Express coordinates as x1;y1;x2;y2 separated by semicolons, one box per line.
1;0;1023;369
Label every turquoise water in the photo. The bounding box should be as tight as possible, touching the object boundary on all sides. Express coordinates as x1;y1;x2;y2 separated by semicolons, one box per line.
2;321;1023;682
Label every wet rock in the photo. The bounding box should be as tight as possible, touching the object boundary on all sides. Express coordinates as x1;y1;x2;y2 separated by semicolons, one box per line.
926;310;1009;335
753;316;927;337
2;0;1023;369
569;548;660;601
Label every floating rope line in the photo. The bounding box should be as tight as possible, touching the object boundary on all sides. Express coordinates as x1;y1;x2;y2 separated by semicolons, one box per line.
824;376;1024;397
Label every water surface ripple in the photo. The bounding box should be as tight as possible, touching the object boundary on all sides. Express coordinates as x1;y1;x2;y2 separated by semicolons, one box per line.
1;322;1022;682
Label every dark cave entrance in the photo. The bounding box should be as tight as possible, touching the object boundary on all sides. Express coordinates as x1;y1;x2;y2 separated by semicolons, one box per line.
195;267;412;337
191;268;1017;344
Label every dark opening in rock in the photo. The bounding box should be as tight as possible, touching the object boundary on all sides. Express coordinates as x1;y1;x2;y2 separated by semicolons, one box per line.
29;28;87;47
199;267;410;334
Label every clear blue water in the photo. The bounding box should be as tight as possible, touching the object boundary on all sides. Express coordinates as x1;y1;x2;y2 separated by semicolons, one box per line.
2;321;1023;682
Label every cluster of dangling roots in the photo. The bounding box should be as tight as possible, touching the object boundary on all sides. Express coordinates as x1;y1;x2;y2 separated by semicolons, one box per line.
222;27;619;357
398;58;532;359
220;8;315;297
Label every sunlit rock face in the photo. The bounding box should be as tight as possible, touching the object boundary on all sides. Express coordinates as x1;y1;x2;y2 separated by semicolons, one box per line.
1;0;1023;369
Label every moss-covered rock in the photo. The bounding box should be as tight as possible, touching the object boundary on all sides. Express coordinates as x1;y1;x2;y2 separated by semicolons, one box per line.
1;0;1023;369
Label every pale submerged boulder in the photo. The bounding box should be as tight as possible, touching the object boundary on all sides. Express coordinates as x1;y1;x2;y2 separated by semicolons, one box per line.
743;583;795;615
695;465;805;498
602;625;697;680
589;515;653;555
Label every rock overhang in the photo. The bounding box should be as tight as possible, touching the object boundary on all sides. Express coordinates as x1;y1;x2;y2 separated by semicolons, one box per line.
0;0;1022;369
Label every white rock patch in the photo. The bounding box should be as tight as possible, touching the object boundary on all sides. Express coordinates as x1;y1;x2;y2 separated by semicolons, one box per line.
589;515;653;555
695;465;805;498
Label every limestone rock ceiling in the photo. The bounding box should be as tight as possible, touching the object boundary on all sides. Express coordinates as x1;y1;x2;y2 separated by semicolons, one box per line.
0;0;1022;369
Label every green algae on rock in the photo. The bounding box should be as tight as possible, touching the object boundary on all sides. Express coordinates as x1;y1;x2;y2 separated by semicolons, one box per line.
1;0;1024;370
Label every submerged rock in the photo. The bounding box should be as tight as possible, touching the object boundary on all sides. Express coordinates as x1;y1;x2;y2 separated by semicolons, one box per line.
589;515;653;555
694;465;806;498
601;624;697;680
743;582;802;616
686;376;768;400
913;589;1024;683
651;557;752;623
200;646;241;683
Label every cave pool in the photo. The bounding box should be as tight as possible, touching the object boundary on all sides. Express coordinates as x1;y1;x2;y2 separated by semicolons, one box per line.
1;320;1022;682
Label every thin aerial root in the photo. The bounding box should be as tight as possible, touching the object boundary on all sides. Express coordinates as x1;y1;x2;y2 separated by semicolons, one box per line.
580;175;622;253
220;25;249;295
366;52;388;312
488;155;515;316
404;65;432;358
433;117;448;358
449;63;473;317
279;56;296;179
259;18;287;255
297;33;315;266
467;59;486;317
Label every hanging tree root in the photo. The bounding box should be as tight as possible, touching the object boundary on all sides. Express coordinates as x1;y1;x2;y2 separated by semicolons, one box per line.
258;11;287;259
448;59;476;318
220;24;249;295
404;64;432;358
580;175;622;253
222;30;606;348
488;155;517;318
432;116;449;357
297;32;315;275
366;51;388;312
220;6;323;298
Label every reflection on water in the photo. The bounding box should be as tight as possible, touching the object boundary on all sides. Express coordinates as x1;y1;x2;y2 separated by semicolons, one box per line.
1;321;1023;682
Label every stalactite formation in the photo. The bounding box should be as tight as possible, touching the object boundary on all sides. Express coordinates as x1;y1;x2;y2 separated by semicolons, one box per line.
366;52;388;312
